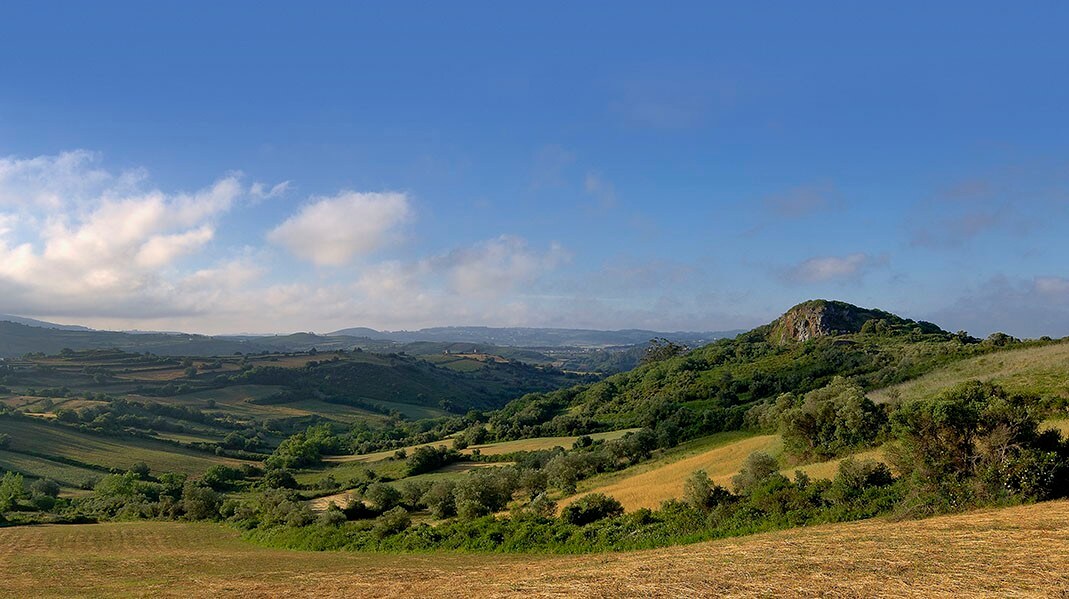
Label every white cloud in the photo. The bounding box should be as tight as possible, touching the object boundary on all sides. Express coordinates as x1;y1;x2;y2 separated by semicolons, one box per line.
0;151;241;318
426;235;569;297
1035;276;1069;296
785;253;885;283
136;226;215;268
249;180;291;202
268;191;412;266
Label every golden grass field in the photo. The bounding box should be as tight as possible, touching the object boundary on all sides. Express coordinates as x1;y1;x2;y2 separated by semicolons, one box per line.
560;434;781;511
1;500;1066;598
870;341;1069;404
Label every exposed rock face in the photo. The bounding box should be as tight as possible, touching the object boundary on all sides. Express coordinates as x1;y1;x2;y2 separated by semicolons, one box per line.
770;300;890;344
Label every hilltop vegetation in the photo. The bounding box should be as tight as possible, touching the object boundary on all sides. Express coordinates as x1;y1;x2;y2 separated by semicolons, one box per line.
480;300;1028;443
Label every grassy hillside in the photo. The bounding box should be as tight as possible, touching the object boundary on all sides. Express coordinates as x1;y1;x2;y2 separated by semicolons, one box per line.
1;501;1066;597
0;417;249;476
869;339;1069;405
486;301;1020;442
560;433;777;511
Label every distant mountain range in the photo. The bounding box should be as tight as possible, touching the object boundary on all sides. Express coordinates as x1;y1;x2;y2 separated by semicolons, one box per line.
0;314;741;359
327;326;737;348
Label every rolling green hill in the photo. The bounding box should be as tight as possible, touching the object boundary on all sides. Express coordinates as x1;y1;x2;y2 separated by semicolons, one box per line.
486;300;1047;440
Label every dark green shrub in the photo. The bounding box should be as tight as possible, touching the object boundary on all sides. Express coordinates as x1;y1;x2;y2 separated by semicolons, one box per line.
561;493;623;525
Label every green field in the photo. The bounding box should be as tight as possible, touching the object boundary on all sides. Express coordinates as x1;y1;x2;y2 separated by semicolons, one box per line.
0;418;248;475
0;450;102;488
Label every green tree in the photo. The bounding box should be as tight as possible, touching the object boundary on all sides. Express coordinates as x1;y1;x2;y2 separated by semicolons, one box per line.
0;472;27;511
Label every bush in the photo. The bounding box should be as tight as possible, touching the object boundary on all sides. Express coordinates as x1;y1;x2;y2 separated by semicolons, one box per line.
373;506;411;538
318;503;347;526
455;470;517;519
30;478;61;499
890;381;1067;512
561;493;623;525
261;469;298;489
827;458;894;504
777;377;887;461
731;452;783;495
422;481;457;519
182;482;221;520
683;470;733;511
0;472;27;511
365;482;403;512
405;445;461;476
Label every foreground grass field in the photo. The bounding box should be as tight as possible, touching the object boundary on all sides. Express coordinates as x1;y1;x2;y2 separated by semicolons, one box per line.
1;500;1066;597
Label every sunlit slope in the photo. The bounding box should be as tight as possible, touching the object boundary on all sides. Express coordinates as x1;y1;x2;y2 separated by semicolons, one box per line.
870;340;1069;404
559;434;893;511
559;434;780;511
2;501;1066;597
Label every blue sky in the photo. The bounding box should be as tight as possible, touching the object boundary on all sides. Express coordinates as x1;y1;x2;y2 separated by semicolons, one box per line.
1;2;1068;336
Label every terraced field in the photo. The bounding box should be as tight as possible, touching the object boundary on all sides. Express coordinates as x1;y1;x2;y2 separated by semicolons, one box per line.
2;501;1066;597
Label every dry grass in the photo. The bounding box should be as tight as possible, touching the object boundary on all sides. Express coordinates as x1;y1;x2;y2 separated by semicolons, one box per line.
560;435;781;511
786;447;888;481
467;429;640;456
561;435;895;511
2;501;1067;597
870;341;1069;404
1044;419;1069;437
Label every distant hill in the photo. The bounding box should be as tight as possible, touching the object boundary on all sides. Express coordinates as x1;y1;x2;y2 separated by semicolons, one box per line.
0;316;739;370
328;325;739;348
0;321;261;358
0;314;93;332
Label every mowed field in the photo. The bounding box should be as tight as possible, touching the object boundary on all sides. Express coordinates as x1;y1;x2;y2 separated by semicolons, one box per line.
1;500;1067;598
870;341;1069;404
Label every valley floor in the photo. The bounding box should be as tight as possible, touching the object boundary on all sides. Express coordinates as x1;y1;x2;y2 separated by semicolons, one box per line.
2;500;1067;598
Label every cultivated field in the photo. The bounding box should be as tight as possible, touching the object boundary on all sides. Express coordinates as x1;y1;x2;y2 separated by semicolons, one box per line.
1;500;1066;597
870;341;1069;404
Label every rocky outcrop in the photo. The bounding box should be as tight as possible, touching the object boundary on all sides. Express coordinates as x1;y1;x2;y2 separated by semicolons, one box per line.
769;300;896;344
